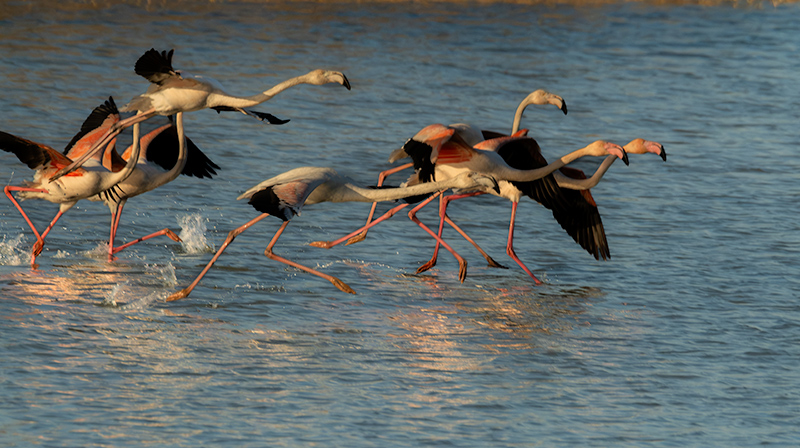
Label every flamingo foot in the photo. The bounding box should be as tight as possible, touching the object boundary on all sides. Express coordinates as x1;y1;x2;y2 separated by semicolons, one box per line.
166;288;190;302
458;260;468;283
165;229;182;242
308;240;333;249
331;278;356;294
416;259;437;274
485;257;509;269
345;232;367;246
32;240;44;258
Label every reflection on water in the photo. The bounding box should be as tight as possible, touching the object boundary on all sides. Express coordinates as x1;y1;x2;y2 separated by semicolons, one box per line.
1;1;800;446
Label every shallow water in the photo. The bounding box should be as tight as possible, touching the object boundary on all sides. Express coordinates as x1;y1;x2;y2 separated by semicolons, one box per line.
1;1;799;446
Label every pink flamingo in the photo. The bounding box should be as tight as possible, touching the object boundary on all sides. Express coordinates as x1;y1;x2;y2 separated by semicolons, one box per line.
411;135;665;283
1;99;145;266
82;98;220;260
52;48;351;181
165;166;500;301
311;125;626;282
340;89;569;248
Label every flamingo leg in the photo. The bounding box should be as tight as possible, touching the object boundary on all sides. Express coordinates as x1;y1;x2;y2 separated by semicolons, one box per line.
443;215;507;269
309;202;409;249
418;191;506;273
111;229;182;256
264;221;356;294
407;191;469;283
4;186;59;266
107;199;126;261
506;201;543;285
110;116;185;260
416;194;446;274
345;162;414;246
166;213;270;302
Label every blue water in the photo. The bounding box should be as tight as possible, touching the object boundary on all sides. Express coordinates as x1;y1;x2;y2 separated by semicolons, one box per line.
1;1;799;446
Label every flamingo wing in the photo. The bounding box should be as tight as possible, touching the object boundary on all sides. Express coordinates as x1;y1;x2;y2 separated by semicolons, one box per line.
0;131;80;174
496;138;609;260
63;97;120;159
552;167;610;260
134;48;179;85
238;167;335;221
138;126;220;179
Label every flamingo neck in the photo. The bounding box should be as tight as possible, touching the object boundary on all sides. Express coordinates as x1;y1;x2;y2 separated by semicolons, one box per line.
100;121;142;190
492;144;602;183
511;100;529;134
160;112;188;183
212;73;315;109
331;175;473;203
554;155;618;190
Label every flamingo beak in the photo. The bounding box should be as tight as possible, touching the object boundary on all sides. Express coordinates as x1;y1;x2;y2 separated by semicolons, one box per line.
560;100;568;115
340;73;351;90
659;145;667;162
609;143;629;166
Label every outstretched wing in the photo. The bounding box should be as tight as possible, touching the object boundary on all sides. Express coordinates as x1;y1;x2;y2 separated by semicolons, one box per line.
496;138;610;260
134;48;178;85
0;131;80;175
136;125;220;179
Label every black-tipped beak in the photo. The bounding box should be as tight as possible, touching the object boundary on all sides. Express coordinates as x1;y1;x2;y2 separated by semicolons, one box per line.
621;149;629;166
561;101;568;115
341;73;351;90
660;146;667;162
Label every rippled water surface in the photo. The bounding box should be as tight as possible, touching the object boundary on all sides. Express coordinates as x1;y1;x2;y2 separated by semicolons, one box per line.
1;1;799;446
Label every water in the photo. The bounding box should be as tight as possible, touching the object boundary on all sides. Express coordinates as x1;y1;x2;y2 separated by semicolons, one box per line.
1;1;799;446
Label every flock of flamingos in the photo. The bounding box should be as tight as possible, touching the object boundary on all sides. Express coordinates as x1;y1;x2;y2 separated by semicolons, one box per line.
0;48;666;301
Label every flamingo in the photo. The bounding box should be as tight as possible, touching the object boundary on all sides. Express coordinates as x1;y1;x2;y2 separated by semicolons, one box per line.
1;99;145;266
52;48;352;180
341;89;568;247
165;167;500;301
311;125;626;282
82;98;220;260
412;134;665;282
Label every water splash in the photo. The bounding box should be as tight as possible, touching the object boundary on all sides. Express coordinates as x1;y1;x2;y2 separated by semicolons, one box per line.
177;213;213;254
0;234;28;265
53;250;72;259
100;283;122;307
145;262;177;287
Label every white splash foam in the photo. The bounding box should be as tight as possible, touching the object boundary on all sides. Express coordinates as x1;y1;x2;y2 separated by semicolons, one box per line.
0;234;28;265
145;262;177;287
101;283;122;307
53;250;71;259
177;213;213;254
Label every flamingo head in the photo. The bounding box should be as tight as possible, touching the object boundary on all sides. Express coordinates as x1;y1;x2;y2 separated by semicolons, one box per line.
625;138;667;161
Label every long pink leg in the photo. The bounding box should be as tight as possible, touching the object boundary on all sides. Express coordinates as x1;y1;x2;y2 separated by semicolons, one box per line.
167;213;270;302
107;199;181;260
264;221;356;294
344;162;414;246
443;215;507;269
506;201;543;285
417;191;506;273
4;186;60;266
407;191;470;283
309;202;409;249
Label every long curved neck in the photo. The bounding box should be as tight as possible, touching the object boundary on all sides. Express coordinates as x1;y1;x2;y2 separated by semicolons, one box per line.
100;121;142;190
511;99;530;134
490;146;599;183
215;73;318;109
335;176;475;203
159;112;187;184
553;155;617;190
